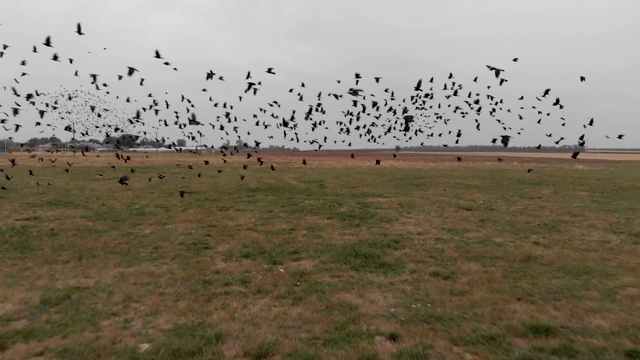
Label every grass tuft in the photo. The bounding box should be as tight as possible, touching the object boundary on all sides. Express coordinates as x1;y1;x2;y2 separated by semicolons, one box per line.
521;321;560;338
624;348;640;360
245;339;278;360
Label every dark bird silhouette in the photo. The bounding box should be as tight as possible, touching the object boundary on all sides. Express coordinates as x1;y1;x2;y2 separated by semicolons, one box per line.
414;79;423;91
43;36;53;47
486;65;504;78
126;67;138;77
500;135;511;148
456;157;462;162
347;88;363;97
118;176;129;185
76;23;85;35
179;190;186;198
571;151;580;159
375;159;381;166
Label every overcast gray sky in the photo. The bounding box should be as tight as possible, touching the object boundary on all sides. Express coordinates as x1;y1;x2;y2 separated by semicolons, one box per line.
1;0;639;149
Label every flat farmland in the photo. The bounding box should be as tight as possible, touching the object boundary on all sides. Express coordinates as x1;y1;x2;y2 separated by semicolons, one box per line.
1;151;639;360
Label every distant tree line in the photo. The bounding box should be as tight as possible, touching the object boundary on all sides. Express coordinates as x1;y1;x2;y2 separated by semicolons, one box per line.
0;136;637;153
397;144;585;153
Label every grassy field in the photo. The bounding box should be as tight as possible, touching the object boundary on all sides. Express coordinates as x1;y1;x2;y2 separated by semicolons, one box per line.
1;152;640;359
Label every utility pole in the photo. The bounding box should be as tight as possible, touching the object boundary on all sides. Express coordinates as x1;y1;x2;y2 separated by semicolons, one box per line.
72;121;76;157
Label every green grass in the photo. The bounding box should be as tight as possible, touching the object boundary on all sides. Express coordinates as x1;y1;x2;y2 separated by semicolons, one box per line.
521;321;561;338
245;339;278;360
1;152;640;359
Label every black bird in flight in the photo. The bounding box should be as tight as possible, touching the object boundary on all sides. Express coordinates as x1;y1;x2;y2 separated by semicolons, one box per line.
43;36;53;47
179;190;187;198
486;65;504;78
118;176;129;185
414;79;422;91
126;67;139;77
571;151;580;159
347;88;363;97
76;23;85;35
500;135;511;148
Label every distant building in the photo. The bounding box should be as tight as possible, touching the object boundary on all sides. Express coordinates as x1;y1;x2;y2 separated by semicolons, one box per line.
35;143;55;152
74;143;100;152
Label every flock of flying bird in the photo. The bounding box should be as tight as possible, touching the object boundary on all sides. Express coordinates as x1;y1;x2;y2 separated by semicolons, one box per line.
0;22;629;195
